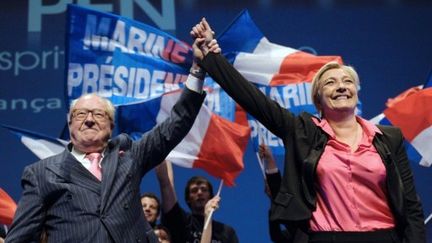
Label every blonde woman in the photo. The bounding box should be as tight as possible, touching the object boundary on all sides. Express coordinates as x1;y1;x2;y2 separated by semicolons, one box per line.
190;18;425;243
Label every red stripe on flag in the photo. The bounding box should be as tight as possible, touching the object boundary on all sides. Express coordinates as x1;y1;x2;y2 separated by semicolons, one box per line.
270;52;343;86
193;114;250;186
234;104;249;126
384;88;432;141
385;86;422;108
0;188;17;225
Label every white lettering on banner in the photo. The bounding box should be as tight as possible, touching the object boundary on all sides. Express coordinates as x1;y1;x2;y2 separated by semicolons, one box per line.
249;119;283;147
257;82;313;109
0;98;62;113
83;17;188;64
267;83;313;109
28;0;175;32
249;82;314;147
0;46;64;76
68;63;187;98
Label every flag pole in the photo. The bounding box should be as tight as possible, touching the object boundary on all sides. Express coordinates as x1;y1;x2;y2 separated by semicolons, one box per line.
425;212;432;225
204;179;223;229
256;123;267;179
256;151;267;179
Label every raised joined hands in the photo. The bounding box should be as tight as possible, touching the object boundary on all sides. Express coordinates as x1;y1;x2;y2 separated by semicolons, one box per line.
191;18;221;60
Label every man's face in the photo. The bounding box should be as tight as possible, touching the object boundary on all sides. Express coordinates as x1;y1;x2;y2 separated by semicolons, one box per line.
187;182;211;213
141;197;159;224
69;96;112;153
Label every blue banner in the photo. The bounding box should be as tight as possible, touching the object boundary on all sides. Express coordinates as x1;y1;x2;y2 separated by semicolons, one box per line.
66;4;235;122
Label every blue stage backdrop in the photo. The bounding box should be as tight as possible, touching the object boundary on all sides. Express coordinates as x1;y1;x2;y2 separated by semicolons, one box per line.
1;1;431;242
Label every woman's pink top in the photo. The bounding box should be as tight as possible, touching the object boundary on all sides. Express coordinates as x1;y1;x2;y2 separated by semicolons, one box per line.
309;117;395;231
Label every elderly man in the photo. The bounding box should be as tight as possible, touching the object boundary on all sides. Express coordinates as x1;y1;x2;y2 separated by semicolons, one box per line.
5;53;215;242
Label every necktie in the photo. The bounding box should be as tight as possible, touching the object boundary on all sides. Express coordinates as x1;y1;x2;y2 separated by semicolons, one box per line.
85;152;102;181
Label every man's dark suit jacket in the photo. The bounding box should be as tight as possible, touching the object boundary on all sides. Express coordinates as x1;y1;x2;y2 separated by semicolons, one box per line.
199;53;425;243
6;88;205;243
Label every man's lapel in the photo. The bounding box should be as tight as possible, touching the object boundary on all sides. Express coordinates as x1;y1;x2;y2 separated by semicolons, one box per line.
100;145;120;211
46;150;101;195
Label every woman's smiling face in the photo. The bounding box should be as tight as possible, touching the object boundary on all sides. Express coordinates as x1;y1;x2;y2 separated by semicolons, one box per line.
318;68;358;115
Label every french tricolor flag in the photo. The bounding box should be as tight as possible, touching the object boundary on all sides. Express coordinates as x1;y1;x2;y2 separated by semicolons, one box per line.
118;90;250;186
218;10;342;87
383;86;432;167
0;124;67;159
369;82;432;228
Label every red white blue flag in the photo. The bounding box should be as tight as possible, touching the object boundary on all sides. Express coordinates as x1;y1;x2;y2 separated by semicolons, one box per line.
370;80;432;228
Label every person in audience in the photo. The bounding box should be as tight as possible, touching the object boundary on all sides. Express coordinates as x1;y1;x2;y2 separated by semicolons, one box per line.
141;193;161;228
156;161;238;243
259;144;290;242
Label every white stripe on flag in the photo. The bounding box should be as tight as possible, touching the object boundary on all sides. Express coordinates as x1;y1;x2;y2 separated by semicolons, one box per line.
21;137;65;159
411;125;432;167
369;113;386;125
157;92;212;168
166;104;211;168
233;37;297;86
